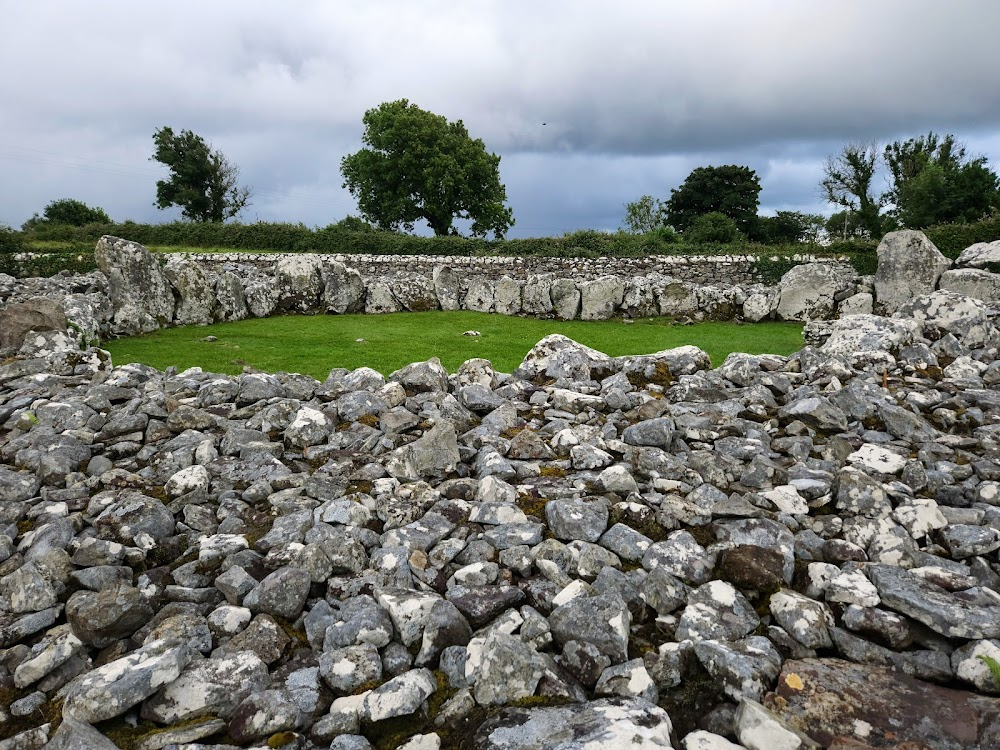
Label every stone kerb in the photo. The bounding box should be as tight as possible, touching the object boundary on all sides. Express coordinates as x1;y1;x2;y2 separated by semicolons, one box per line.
77;238;861;337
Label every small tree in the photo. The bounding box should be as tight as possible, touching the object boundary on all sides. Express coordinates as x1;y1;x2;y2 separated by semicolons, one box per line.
820;142;885;238
665;165;761;235
22;198;110;230
151;126;253;222
622;195;668;233
341;100;514;239
750;211;825;244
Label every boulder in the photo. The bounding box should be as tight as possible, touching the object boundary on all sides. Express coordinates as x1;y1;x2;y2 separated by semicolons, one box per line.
776;263;851;321
938;268;1000;303
275;254;323;312
766;658;1000;749
955;239;1000;269
323;260;366;313
164;256;216;325
874;230;951;314
94;235;175;334
473;697;674;749
580;275;625;320
514;333;618;383
0;298;67;355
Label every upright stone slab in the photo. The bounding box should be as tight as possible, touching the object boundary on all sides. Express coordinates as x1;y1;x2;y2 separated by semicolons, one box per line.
95;235;175;334
275;255;323;312
776;263;851;321
874;230;950;315
0;298;67;355
164;256;216;325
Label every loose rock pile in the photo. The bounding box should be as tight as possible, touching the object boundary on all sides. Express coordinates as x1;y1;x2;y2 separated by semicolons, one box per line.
1;234;1000;749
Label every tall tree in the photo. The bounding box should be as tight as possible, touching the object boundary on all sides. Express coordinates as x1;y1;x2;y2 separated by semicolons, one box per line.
665;165;761;235
22;198;110;230
340;100;514;239
621;195;668;233
820;141;884;238
884;132;999;228
151;127;252;222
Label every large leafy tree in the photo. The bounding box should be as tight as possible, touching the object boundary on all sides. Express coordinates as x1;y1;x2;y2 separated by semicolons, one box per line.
151;126;252;222
340;100;514;238
884;132;999;228
820;141;884;238
22;198;110;230
665;165;761;235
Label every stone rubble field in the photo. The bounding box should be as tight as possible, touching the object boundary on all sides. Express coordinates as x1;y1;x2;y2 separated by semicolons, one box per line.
1;232;1000;749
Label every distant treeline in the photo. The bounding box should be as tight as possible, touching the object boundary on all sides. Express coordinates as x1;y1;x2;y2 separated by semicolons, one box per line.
3;216;998;280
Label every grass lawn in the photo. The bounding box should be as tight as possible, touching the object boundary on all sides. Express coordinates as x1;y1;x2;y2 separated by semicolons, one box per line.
102;311;804;379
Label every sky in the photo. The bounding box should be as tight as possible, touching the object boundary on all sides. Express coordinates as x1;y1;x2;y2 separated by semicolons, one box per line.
2;0;999;239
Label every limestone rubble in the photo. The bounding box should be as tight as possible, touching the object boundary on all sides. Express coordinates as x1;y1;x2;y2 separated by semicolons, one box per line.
1;232;1000;748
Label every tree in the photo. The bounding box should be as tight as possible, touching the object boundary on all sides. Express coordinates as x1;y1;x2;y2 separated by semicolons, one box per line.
884;132;999;228
621;195;668;233
151;126;252;222
665;165;761;235
750;211;824;244
685;212;742;243
22;198;110;230
820;141;884;238
340;100;514;239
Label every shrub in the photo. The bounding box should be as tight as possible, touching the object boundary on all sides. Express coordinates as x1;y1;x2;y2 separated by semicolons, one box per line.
0;224;24;254
685;212;743;244
924;214;1000;259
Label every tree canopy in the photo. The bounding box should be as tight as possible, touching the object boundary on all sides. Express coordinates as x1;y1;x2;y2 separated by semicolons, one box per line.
151;126;252;222
340;100;514;239
820;133;999;235
22;198;110;230
884;132;999;228
820;141;884;238
665;165;761;235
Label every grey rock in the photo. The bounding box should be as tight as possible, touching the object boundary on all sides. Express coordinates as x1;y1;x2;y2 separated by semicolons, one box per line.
473;697;674;749
549;591;630;663
63;638;192;723
95;236;175;334
694;636;783;704
874;230;951;315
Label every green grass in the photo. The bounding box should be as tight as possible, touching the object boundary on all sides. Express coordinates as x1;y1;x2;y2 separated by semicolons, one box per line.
102;312;804;379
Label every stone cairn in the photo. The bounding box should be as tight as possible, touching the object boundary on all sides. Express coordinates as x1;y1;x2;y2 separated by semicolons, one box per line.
0;233;998;749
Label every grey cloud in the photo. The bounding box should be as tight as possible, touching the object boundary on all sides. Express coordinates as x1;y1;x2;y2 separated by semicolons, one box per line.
1;0;997;236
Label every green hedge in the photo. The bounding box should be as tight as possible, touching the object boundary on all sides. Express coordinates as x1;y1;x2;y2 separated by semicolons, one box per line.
924;215;1000;259
20;216;1000;280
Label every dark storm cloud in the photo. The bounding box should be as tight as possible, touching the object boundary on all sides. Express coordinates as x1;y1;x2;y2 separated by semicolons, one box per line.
1;1;997;237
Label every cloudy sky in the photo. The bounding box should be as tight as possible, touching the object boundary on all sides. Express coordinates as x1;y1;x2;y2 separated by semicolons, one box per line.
2;1;999;238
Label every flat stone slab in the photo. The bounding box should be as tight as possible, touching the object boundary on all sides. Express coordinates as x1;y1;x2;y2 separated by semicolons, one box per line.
867;564;1000;639
766;658;1000;749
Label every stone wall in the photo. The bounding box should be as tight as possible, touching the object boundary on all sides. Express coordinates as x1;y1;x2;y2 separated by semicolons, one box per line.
186;250;849;287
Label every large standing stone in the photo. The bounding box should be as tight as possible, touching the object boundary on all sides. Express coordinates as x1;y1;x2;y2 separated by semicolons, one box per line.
95;236;175;334
550;278;581;320
776;263;851;321
432;265;461;311
323;260;366;313
164;256;216;325
395;274;440;312
275;254;323;312
580;276;625;320
522;273;554;315
215;270;249;321
494;276;523;316
874;230;951;314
